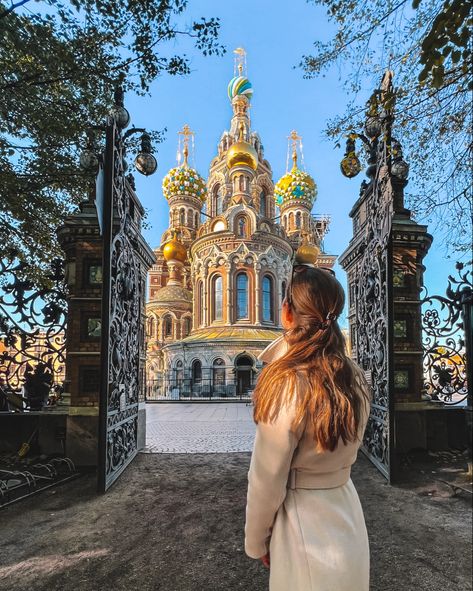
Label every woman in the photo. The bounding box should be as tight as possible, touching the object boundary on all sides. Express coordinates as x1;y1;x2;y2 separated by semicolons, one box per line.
245;265;371;591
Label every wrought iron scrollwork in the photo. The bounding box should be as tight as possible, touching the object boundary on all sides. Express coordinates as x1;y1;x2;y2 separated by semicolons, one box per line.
356;170;393;478
98;119;142;491
0;256;67;408
421;262;472;405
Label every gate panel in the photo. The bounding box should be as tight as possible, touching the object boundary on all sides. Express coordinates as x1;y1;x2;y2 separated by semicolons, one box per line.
356;172;394;480
98;120;140;492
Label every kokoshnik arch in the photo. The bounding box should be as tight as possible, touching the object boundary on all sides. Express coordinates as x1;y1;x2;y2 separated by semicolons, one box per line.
145;49;336;398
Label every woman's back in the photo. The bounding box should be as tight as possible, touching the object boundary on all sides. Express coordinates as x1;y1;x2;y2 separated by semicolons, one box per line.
245;266;371;591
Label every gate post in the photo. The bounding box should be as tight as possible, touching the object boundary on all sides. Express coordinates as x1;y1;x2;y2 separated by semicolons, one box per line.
339;72;433;481
57;195;103;466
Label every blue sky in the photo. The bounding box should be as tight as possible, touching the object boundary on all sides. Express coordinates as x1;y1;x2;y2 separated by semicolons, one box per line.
124;0;459;324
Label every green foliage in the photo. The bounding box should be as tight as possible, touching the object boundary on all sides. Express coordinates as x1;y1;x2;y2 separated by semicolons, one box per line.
0;0;224;283
302;0;472;254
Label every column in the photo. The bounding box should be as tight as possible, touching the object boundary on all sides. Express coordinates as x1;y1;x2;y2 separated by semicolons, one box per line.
255;262;262;325
203;270;208;326
225;263;232;324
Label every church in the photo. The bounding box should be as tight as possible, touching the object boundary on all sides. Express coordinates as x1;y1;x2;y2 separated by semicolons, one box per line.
145;50;336;399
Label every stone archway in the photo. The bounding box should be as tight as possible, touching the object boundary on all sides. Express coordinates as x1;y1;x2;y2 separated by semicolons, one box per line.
235;354;254;397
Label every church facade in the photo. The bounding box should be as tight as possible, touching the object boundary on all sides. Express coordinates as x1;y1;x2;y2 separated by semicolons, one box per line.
146;51;336;399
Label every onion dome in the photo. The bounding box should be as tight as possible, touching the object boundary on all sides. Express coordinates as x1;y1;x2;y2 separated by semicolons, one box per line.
162;234;187;263
295;238;320;265
226;122;258;171
274;152;317;208
162;147;207;202
155;284;192;304
228;76;253;101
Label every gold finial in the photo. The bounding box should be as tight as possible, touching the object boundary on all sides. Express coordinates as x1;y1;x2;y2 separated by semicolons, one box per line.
234;47;247;77
178;124;194;167
288;130;302;171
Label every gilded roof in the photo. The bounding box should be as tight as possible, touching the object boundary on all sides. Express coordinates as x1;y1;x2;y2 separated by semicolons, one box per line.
180;326;283;343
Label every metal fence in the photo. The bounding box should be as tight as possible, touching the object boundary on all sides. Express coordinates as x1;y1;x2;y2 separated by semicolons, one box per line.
146;374;256;402
421;261;472;406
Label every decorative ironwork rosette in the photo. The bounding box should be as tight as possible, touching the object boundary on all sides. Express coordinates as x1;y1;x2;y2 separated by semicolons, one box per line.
421;262;472;405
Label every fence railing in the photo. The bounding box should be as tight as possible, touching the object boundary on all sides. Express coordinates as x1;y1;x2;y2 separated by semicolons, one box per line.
146;375;256;402
421;261;472;406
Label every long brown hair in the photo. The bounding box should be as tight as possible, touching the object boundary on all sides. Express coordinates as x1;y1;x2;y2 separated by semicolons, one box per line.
253;266;370;452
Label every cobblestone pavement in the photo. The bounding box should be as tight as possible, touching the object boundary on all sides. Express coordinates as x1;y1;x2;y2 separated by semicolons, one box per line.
143;402;256;453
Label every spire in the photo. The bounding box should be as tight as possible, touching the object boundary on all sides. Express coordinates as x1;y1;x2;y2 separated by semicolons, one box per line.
233;47;247;77
288;130;303;171
177;124;195;168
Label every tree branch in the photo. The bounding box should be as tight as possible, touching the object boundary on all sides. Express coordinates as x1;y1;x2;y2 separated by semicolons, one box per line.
0;0;32;19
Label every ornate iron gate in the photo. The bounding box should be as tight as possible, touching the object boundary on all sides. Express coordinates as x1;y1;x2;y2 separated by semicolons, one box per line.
341;73;397;480
356;169;394;480
98;119;142;492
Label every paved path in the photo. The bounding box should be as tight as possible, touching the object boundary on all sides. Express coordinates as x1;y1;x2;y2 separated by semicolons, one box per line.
143;403;256;453
1;453;471;591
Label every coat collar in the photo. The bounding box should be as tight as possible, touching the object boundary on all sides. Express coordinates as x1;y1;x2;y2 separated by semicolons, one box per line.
257;335;289;364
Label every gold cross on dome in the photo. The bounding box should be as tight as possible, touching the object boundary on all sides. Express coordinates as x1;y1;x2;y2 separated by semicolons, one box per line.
178;124;195;165
288;130;303;169
234;47;247;76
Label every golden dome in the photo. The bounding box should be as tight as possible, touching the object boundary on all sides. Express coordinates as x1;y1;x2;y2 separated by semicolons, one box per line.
275;162;317;208
226;122;258;171
162;235;187;263
295;237;320;265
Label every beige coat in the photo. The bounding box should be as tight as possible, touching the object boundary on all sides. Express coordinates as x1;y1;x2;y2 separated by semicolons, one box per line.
245;336;370;591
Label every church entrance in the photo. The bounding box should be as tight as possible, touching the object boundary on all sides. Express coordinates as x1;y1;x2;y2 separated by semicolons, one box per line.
235;355;254;397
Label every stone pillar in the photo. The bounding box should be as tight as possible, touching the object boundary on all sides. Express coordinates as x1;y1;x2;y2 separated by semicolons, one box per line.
57;196;102;466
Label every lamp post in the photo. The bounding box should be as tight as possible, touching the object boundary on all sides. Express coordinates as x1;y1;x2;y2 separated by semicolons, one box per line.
79;85;157;181
339;83;408;182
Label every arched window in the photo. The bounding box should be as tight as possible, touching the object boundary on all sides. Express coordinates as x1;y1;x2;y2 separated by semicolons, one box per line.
239;175;245;191
187;209;193;227
194;211;199;228
236;273;249;320
213;184;222;215
163;315;173;338
179;208;186;226
262;276;274;322
212;358;225;386
182;317;192;337
192;360;202;384
259;191;266;217
147;316;154;337
295;211;301;229
175;360;183;385
236;216;248;237
212;275;223;321
289;212;294;230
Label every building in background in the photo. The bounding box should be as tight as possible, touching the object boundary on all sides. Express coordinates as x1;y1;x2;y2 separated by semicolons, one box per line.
146;49;336;398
